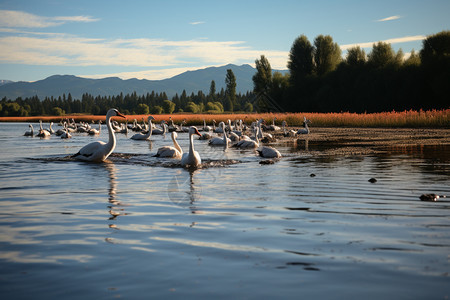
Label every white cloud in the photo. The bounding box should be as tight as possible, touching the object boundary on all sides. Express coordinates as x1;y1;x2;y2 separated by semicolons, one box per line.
189;21;205;25
0;10;99;28
340;35;425;50
376;15;402;22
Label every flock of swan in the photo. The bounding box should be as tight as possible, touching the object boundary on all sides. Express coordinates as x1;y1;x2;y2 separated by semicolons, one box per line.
24;108;311;168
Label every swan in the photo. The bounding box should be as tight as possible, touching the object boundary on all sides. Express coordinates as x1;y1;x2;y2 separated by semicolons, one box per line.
297;117;311;134
234;127;259;149
181;126;202;168
24;124;34;136
203;119;212;131
154;131;183;159
37;120;51;138
268;117;281;131
208;122;230;146
130;116;154;140
282;120;297;137
88;121;101;135
152;122;167;135
213;120;224;133
46;122;55;134
60;127;72;139
71;108;125;162
257;146;282;158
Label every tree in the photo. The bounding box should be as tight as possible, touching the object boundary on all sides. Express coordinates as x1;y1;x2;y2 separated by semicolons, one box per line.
346;46;366;66
162;100;176;114
252;55;272;94
314;35;342;76
287;35;314;82
368;42;398;68
404;49;420;67
209;80;216;101
150;105;163;114
225;69;236;111
136;103;149;114
420;30;450;67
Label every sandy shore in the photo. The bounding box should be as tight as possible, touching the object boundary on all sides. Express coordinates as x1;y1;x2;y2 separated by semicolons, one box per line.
272;127;450;156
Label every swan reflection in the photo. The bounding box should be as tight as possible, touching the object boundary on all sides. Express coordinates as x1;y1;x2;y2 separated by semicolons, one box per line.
104;162;125;224
167;168;202;213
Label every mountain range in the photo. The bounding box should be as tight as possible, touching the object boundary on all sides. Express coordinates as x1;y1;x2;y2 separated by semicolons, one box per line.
0;64;288;100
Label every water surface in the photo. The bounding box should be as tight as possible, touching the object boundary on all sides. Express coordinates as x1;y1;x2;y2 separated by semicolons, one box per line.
0;122;449;299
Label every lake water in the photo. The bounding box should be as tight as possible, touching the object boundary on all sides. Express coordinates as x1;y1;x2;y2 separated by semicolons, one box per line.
0;122;449;299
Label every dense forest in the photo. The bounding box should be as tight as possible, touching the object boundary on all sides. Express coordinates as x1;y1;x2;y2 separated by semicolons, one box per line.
1;30;449;117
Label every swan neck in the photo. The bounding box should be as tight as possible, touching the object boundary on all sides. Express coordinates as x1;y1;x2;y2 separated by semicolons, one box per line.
106;114;116;152
172;134;182;154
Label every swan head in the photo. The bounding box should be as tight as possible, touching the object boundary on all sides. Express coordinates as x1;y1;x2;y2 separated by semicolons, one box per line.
107;108;126;119
189;126;202;137
172;131;178;139
148;115;155;121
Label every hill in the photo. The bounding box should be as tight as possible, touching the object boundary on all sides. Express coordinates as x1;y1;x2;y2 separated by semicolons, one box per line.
0;64;288;100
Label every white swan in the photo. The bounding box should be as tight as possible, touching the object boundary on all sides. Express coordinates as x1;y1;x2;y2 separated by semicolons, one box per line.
268;117;281;131
203;119;212;131
152;122;167;135
37;120;51;138
282;120;297;137
208;122;230;146
24;124;34;136
297;117;310;134
88;121;101;135
60;127;72;139
257;146;282;158
130;116;154;140
71;108;125;162
154;131;183;159
181;126;202;168
234;127;259;149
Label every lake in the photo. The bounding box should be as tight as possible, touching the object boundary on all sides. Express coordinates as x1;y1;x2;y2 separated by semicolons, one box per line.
0;122;449;299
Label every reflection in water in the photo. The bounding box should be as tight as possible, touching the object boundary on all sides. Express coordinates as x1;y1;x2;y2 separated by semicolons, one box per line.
104;162;123;227
168;168;202;213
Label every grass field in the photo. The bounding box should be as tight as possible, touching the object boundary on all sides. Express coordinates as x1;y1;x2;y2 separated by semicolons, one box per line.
0;109;448;128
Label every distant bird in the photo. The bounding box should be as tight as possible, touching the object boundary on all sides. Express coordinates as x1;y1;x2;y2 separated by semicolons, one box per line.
130;116;155;140
257;146;282;158
24;124;34;136
60;127;72;139
37;120;51;138
181;126;202;168
208;122;230;147
282;121;297;137
297;117;311;134
154;131;183;159
71;108;125;162
267;117;281;131
88;121;101;135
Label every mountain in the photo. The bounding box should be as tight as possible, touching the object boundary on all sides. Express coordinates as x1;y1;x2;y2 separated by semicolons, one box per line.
0;80;14;86
0;64;288;100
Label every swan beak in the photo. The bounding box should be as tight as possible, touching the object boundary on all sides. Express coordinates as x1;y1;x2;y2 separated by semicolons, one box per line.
116;111;126;119
194;128;202;136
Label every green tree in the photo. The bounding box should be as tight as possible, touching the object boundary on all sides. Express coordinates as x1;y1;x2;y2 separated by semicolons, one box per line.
404;49;420;67
345;46;366;66
150;105;163;114
243;102;253;112
136;103;149;114
420;30;450;67
252;55;272;94
185;101;199;113
368;42;398;68
225;69;236;111
288;34;314;81
314;34;342;76
52;107;65;116
209;80;216;100
162;100;176;114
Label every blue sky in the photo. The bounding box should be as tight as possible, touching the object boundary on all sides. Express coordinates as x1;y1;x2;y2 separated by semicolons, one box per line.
0;0;449;82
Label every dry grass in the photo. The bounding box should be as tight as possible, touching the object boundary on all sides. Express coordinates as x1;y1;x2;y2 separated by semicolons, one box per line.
1;109;448;128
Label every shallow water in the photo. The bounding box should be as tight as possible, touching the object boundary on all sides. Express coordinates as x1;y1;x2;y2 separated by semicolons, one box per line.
0;122;449;299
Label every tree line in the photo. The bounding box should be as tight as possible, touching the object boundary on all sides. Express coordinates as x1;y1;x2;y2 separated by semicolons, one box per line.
1;30;449;117
254;30;449;113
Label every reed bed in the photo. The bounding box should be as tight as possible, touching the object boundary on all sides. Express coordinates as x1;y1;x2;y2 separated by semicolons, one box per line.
1;109;448;128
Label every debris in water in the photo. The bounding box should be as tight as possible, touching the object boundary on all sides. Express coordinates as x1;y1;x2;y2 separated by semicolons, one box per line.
259;160;274;165
368;178;377;183
310;173;316;177
419;194;441;202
